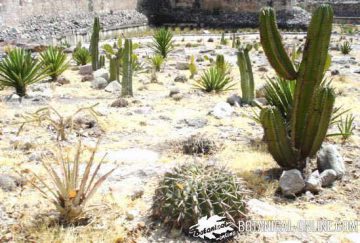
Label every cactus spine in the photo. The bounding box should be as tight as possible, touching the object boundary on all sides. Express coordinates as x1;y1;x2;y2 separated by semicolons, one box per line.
121;39;133;97
237;45;255;105
259;5;335;170
90;17;100;71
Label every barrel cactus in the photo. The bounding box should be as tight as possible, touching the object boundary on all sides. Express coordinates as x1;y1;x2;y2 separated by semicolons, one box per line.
237;45;255;105
259;5;335;170
152;163;247;233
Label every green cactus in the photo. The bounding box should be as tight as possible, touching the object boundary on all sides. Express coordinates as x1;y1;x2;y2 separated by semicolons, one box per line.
152;162;247;233
259;5;335;170
99;55;105;69
90;17;100;71
232;33;236;48
220;32;227;45
121;39;133;97
237;45;255;105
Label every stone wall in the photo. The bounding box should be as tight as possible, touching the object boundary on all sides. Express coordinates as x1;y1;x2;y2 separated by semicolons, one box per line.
0;0;138;26
304;1;360;18
139;0;308;28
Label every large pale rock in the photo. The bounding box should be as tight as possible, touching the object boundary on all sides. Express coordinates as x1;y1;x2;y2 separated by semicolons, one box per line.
79;64;93;75
105;81;121;93
211;102;234;119
93;68;109;81
0;174;23;191
176;61;189;70
320;169;337;187
279;169;305;196
317;144;345;179
305;170;321;193
226;94;241;107
91;77;108;90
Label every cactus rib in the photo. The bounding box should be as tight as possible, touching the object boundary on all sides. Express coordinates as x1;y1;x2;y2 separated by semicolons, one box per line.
291;5;333;148
259;8;297;80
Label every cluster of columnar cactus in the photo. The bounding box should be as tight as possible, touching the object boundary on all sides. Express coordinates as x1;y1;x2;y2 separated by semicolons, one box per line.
121;39;133;97
90;17;101;71
237;45;255;105
152;163;247;233
259;5;335;170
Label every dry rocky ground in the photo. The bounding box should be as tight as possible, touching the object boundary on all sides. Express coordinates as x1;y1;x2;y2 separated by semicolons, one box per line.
0;29;359;242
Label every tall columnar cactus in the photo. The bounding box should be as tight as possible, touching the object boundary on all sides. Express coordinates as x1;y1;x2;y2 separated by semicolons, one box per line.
90;17;100;71
237;45;255;105
232;33;236;48
99;55;105;69
259;5;335;170
109;56;118;81
121;39;133;97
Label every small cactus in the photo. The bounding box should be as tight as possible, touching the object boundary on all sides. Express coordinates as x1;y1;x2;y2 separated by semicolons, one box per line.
99;55;105;69
237;45;255;105
121;39;133;97
90;17;100;71
152;162;247;233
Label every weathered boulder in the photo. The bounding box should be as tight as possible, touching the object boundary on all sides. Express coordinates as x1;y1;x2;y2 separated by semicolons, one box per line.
320;169;337;187
317;144;345;179
279;169;305;196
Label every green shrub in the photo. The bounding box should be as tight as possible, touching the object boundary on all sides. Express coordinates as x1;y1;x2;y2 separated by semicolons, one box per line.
194;67;235;93
0;48;48;97
73;47;91;66
340;41;352;55
150;54;164;72
150;28;174;58
40;46;69;81
152;162;247;233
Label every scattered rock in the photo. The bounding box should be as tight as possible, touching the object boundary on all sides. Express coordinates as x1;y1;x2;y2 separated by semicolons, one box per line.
0;174;23;191
174;74;188;83
172;93;183;101
207;38;214;42
176;62;189;70
258;66;268;72
256;85;266;98
211;102;234;119
279;169;305;196
226;94;242;107
331;69;340;76
184;118;208;128
126;210;139;220
319;169;337;187
105;81;121;93
134;106;152;115
169;88;180;97
91;77;108;90
81;74;94;82
79;64;93;75
57;76;70;85
317;144;345;179
104;148;159;164
256;97;268;105
93;68;109;81
73;114;97;129
111;98;129;108
305;170;321;193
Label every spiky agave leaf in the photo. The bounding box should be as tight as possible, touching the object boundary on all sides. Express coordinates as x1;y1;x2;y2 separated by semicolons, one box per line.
28;140;117;224
72;47;91;66
150;28;174;58
194;67;235;93
40;46;69;81
0;48;49;97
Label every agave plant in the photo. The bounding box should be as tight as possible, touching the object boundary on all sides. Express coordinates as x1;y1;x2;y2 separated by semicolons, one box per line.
0;48;48;97
28;140;117;224
40;46;69;81
328;114;356;141
194;67;235;93
340;41;352;55
150;28;174;58
73;47;91;66
150;54;164;72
